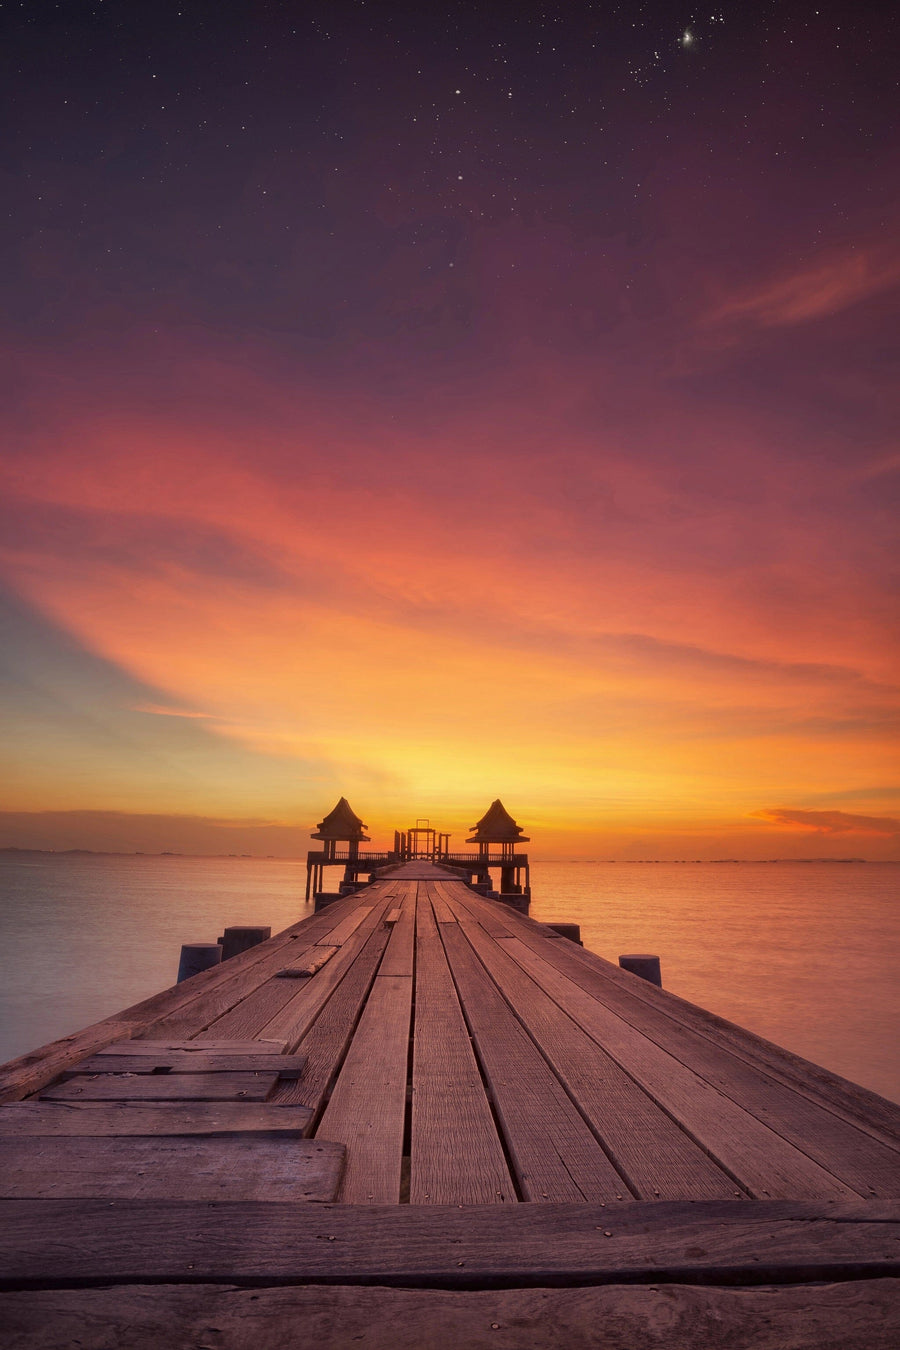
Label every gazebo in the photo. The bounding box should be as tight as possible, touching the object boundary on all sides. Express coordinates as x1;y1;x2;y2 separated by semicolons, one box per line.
466;799;530;895
306;798;370;899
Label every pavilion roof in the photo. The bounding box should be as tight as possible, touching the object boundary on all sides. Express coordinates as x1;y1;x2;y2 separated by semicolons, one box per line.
466;799;530;844
311;797;370;842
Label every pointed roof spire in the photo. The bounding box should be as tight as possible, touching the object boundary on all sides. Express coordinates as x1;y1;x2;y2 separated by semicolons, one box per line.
466;799;530;844
311;797;370;842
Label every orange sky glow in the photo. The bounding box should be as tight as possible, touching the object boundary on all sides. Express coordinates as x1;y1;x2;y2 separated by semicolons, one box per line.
2;4;898;861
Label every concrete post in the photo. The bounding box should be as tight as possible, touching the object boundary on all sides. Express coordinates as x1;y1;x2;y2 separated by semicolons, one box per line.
219;925;271;961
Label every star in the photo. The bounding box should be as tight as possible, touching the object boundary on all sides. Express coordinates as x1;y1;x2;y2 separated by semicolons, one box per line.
681;28;695;48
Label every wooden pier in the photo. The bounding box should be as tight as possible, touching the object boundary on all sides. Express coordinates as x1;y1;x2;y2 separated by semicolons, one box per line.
1;863;899;1346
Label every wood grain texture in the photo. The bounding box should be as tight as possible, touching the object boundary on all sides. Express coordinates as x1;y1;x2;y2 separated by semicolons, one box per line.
494;922;900;1193
269;924;392;1116
39;1073;279;1103
95;1040;287;1055
410;890;514;1204
450;911;738;1201
315;975;412;1202
194;901;390;1043
275;947;338;978
2;1279;898;1350
0;1136;344;1202
259;901;391;1049
0;899;365;1103
0;1102;314;1136
494;936;860;1200
439;923;629;1202
460;887;900;1147
62;1054;307;1078
377;884;416;978
1;1199;896;1288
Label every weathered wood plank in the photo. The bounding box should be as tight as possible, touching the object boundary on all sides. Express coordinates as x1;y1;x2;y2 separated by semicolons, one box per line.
142;897;371;1042
0;1199;896;1288
256;900;392;1050
190;902;390;1043
448;908;738;1200
463;888;900;1147
0;1136;345;1202
439;923;630;1202
63;1053;307;1078
39;1073;279;1103
314;974;412;1202
0;898;366;1103
378;883;417;978
489;923;900;1195
410;889;514;1204
493;935;857;1200
0;1102;314;1136
2;1279;897;1350
95;1040;288;1055
276;947;338;978
269;924;392;1115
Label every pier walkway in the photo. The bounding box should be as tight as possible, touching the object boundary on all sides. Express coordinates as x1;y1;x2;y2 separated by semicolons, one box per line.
1;866;899;1345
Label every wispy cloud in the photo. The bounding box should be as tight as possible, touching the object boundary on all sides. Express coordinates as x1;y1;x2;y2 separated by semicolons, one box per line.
709;247;900;329
754;807;900;836
133;703;216;720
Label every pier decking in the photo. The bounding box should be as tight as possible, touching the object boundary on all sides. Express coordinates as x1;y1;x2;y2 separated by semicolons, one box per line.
2;864;899;1346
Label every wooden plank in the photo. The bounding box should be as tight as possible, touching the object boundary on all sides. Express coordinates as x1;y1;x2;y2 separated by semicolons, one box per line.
314;974;412;1202
2;1279;897;1350
269;924;392;1116
63;1053;307;1078
489;926;900;1195
453;915;739;1200
0;1198;896;1288
0;899;366;1102
439;923;629;1202
276;946;339;977
190;901;391;1043
461;887;900;1147
429;889;457;923
39;1073;279;1103
0;1135;345;1202
96;1040;287;1055
249;900;392;1050
321;905;377;946
378;883;417;978
0;1102;314;1136
493;937;859;1201
410;889;514;1204
143;898;372;1042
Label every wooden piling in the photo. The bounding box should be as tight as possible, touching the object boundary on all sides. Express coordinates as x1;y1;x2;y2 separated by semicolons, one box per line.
176;943;222;983
619;953;662;986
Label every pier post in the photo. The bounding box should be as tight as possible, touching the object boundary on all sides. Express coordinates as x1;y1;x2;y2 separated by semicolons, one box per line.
219;926;271;961
176;943;222;982
619;953;662;986
547;923;582;944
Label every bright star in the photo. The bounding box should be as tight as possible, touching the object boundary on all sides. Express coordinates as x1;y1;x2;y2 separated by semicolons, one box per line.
681;28;695;47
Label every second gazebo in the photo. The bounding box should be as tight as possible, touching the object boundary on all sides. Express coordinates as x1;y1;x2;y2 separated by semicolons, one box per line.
466;799;531;898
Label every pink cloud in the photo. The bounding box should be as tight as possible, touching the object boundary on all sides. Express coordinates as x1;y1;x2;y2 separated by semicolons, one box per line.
754;807;900;836
708;247;900;328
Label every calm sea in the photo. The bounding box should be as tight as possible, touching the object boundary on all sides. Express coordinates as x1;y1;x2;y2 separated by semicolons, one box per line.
0;853;897;1103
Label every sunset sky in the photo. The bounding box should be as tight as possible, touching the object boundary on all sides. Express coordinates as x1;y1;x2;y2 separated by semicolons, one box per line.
1;0;897;859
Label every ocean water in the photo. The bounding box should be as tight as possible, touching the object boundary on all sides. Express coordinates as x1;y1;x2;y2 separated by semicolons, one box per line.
0;853;897;1103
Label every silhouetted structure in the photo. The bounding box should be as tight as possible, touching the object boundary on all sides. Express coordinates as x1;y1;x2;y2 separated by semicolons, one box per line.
306;798;385;900
466;799;531;895
306;798;531;908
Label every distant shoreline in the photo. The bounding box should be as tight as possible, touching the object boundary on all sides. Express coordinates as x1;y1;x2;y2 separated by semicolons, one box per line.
0;847;882;864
